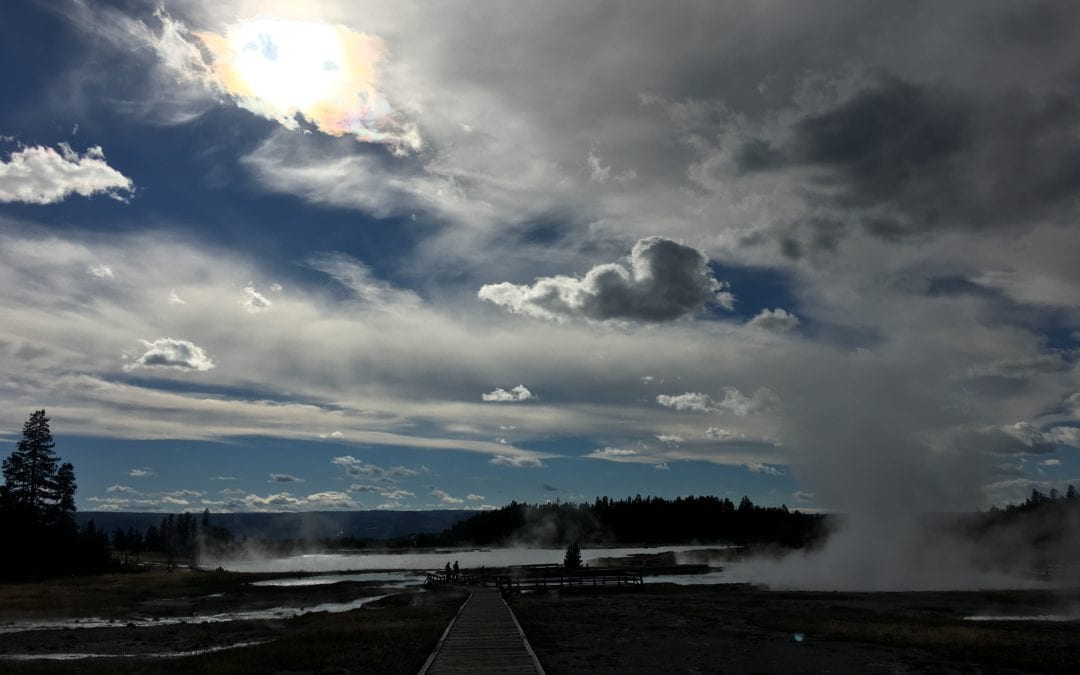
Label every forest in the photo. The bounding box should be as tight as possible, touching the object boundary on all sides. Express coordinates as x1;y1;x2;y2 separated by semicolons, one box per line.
398;495;829;548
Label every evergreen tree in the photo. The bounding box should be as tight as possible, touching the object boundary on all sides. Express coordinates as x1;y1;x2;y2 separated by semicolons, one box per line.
563;541;582;569
1;410;64;521
0;411;110;578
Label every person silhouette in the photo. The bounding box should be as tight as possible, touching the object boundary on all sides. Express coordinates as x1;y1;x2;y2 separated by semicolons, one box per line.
453;560;460;579
445;561;451;581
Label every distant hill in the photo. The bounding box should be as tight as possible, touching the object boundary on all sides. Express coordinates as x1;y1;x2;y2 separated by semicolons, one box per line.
76;510;472;542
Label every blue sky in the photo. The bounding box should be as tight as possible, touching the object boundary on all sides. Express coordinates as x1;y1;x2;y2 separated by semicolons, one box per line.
1;0;1078;514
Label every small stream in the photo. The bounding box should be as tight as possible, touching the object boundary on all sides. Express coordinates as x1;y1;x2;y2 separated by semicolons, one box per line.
0;640;271;661
0;595;388;635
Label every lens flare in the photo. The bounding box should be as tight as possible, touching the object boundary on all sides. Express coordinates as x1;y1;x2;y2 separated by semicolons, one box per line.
194;17;420;153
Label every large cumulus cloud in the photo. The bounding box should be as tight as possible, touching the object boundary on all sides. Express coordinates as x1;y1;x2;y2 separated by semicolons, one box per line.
478;237;731;322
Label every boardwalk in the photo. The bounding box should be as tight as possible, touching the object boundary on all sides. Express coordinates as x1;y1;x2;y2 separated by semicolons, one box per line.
419;588;545;675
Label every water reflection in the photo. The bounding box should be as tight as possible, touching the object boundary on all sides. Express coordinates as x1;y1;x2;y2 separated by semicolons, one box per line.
214;545;715;573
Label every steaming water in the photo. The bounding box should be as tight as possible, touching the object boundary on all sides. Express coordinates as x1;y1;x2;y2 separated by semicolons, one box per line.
0;640;270;661
213;545;710;573
0;595;387;635
652;570;752;585
249;571;421;587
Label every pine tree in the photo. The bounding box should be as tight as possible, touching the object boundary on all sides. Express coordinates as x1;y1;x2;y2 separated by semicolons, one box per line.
563;541;583;569
1;410;63;520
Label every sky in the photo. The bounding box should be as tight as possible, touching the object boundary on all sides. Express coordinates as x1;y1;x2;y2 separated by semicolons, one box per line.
0;0;1078;515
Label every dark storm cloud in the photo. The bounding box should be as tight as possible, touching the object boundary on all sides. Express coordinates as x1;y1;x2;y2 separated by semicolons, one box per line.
739;74;1080;240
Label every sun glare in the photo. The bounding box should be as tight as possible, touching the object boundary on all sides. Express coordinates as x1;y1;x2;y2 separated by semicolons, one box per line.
194;17;418;151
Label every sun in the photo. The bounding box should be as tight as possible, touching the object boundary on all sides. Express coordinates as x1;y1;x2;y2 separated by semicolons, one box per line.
193;16;416;150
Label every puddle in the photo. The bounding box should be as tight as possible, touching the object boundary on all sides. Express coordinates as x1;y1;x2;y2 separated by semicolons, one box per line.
0;595;388;635
0;640;270;661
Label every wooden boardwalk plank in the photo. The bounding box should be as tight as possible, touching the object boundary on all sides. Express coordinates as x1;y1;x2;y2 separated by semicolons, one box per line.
419;588;545;675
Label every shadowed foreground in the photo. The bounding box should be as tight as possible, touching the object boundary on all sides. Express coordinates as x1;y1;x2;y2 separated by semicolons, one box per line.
0;572;467;674
511;584;1080;674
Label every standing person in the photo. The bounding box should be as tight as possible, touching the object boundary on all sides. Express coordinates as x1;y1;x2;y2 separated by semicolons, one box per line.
453;560;460;580
445;561;451;582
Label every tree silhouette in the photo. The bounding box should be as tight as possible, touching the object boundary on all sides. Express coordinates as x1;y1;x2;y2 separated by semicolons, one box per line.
563;541;583;569
1;410;113;578
1;410;67;522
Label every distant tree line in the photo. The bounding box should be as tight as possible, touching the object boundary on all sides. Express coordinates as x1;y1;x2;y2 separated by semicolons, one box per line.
403;495;827;548
110;509;236;565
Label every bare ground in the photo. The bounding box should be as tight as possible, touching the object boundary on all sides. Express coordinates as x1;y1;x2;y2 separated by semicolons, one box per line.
509;584;1080;674
0;570;466;674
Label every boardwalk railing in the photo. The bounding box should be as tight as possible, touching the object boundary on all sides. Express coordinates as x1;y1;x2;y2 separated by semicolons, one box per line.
425;566;643;593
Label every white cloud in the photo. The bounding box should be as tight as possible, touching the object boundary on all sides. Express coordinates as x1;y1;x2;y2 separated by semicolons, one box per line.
482;385;534;402
432;488;464;504
168;289;186;304
164;489;204;498
304;491;358;509
655;434;684;445
591;447;638;458
479;237;731;323
716;387;781;416
706;427;743;442
380;489;415;500
332;455;419;482
242;285;272;313
107;484;141;495
0;143;133;204
748;308;800;332
466;493;485;501
306;252;422;309
1041;458;1062;466
1049;426;1080;447
587;150;635;184
489;454;544;468
269;473;304;483
657;387;779;416
348;484;381;493
656;392;715;412
319;431;345;439
654;463;670;470
229;492;304;511
89;265;115;279
746;462;783;477
87;497;131;511
162;495;189;505
223;490;358;511
124;338;214;372
128;467;154;477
